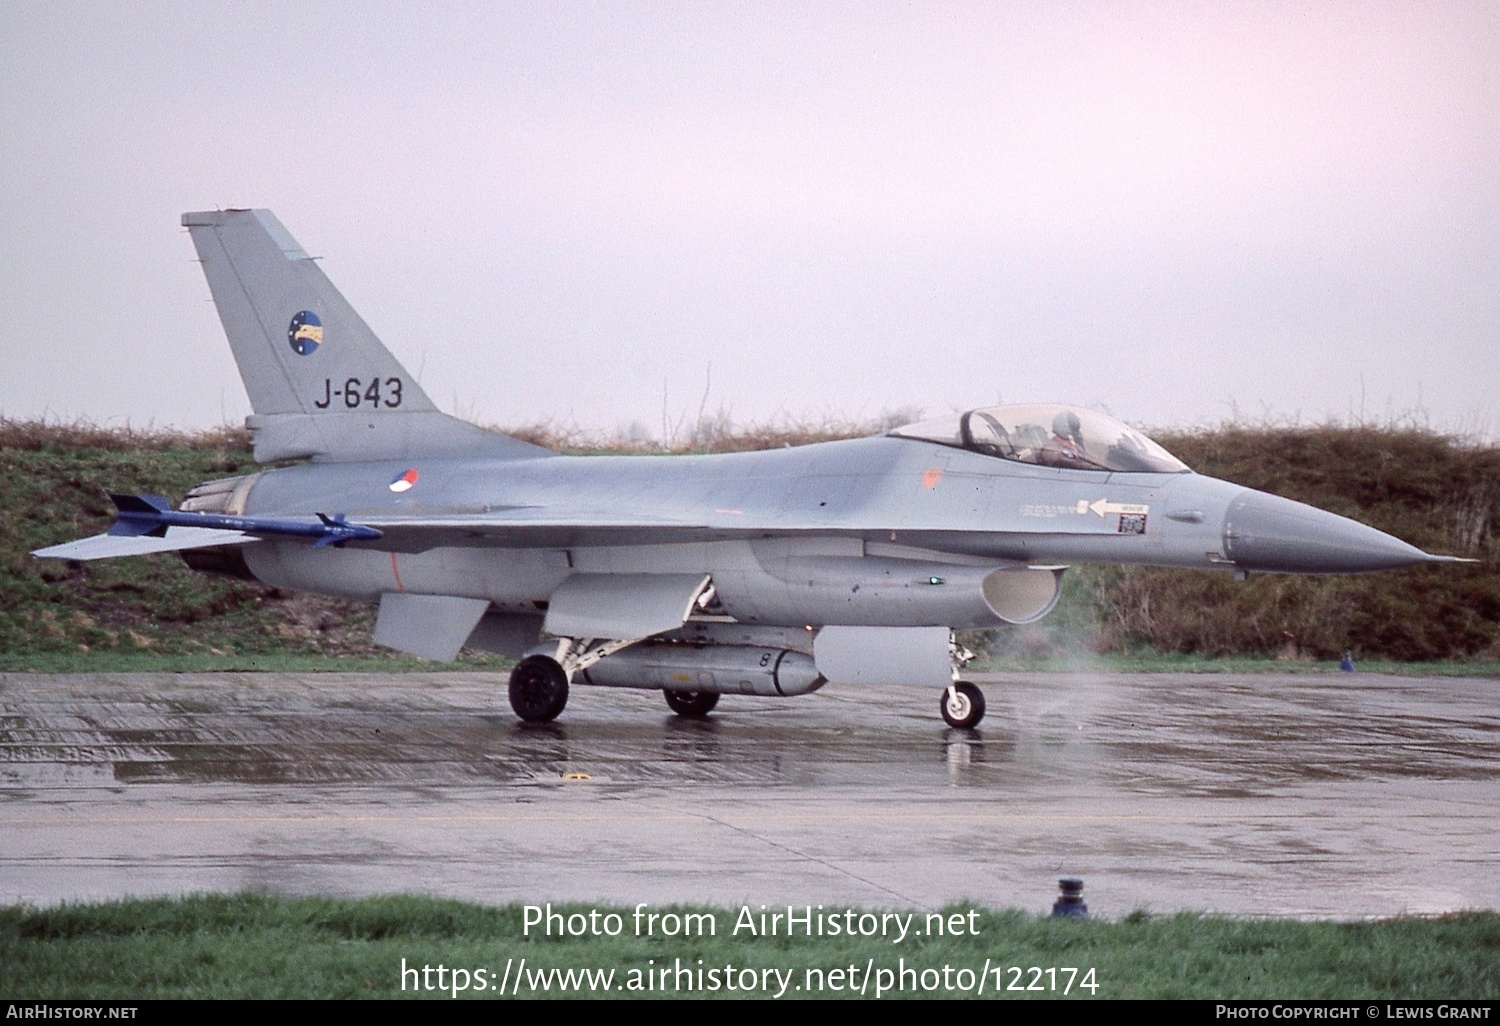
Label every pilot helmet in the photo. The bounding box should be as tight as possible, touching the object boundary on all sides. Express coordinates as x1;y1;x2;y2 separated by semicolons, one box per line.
1051;410;1084;447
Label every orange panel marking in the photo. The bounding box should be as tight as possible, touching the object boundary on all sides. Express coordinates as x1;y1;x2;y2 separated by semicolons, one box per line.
922;469;944;489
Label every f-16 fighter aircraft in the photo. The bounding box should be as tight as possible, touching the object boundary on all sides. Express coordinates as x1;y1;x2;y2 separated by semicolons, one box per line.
34;210;1463;727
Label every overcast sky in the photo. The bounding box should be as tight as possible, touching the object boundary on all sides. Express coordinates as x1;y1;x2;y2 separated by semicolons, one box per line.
3;1;1497;442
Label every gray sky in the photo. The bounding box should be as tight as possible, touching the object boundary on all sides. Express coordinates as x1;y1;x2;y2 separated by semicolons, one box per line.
3;1;1497;441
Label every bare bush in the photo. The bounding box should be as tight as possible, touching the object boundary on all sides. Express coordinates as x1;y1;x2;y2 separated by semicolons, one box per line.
0;417;251;453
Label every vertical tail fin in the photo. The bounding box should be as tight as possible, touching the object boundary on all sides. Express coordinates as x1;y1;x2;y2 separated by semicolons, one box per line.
182;209;547;463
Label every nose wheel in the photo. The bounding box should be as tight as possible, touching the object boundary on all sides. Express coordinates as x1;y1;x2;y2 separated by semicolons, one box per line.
940;681;985;728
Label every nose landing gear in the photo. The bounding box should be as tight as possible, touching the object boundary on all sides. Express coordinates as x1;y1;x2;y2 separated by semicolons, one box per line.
936;633;985;728
940;680;986;729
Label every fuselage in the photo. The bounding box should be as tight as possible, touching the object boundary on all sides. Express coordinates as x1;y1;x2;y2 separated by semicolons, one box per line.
211;433;1431;632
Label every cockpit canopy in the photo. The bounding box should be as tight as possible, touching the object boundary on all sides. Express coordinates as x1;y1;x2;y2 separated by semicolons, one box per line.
889;404;1190;474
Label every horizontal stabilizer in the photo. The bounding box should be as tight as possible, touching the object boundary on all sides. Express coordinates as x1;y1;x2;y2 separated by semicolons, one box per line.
33;527;257;561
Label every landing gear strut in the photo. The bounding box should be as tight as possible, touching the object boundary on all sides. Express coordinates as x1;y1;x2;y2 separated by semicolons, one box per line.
935;632;985;728
940;681;986;729
507;634;654;723
509;655;569;722
663;690;720;718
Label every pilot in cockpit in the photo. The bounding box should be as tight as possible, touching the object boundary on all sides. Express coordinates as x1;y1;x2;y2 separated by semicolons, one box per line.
1037;410;1090;468
1051;410;1085;455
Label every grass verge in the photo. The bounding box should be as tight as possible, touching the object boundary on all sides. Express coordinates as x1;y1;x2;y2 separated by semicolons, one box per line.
3;895;1497;1000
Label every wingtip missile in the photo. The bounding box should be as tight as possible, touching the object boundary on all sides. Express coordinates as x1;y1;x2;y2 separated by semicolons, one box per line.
102;494;382;548
106;493;173;537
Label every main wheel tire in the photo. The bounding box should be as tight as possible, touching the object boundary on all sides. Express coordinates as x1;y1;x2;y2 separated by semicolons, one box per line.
663;689;720;718
509;655;569;722
940;680;986;728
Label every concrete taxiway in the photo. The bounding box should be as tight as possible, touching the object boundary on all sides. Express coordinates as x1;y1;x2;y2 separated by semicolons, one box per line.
1;670;1496;917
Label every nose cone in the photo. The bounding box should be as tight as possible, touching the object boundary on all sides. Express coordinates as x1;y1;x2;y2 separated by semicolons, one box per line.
1223;490;1433;573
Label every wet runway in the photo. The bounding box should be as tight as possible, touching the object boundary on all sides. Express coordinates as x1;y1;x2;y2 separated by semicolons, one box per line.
1;669;1497;917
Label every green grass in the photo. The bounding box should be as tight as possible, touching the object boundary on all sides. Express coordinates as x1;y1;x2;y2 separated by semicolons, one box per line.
2;895;1496;999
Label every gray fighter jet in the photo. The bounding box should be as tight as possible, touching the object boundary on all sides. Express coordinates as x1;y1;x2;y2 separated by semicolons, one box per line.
34;210;1462;727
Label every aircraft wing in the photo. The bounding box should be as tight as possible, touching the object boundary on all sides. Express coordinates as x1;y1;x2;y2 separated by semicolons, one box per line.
32;527;258;561
31;503;727;560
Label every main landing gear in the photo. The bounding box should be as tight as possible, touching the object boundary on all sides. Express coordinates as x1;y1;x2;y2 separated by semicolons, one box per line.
509;655;570;723
940;681;986;729
663;689;720;718
508;634;654;723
